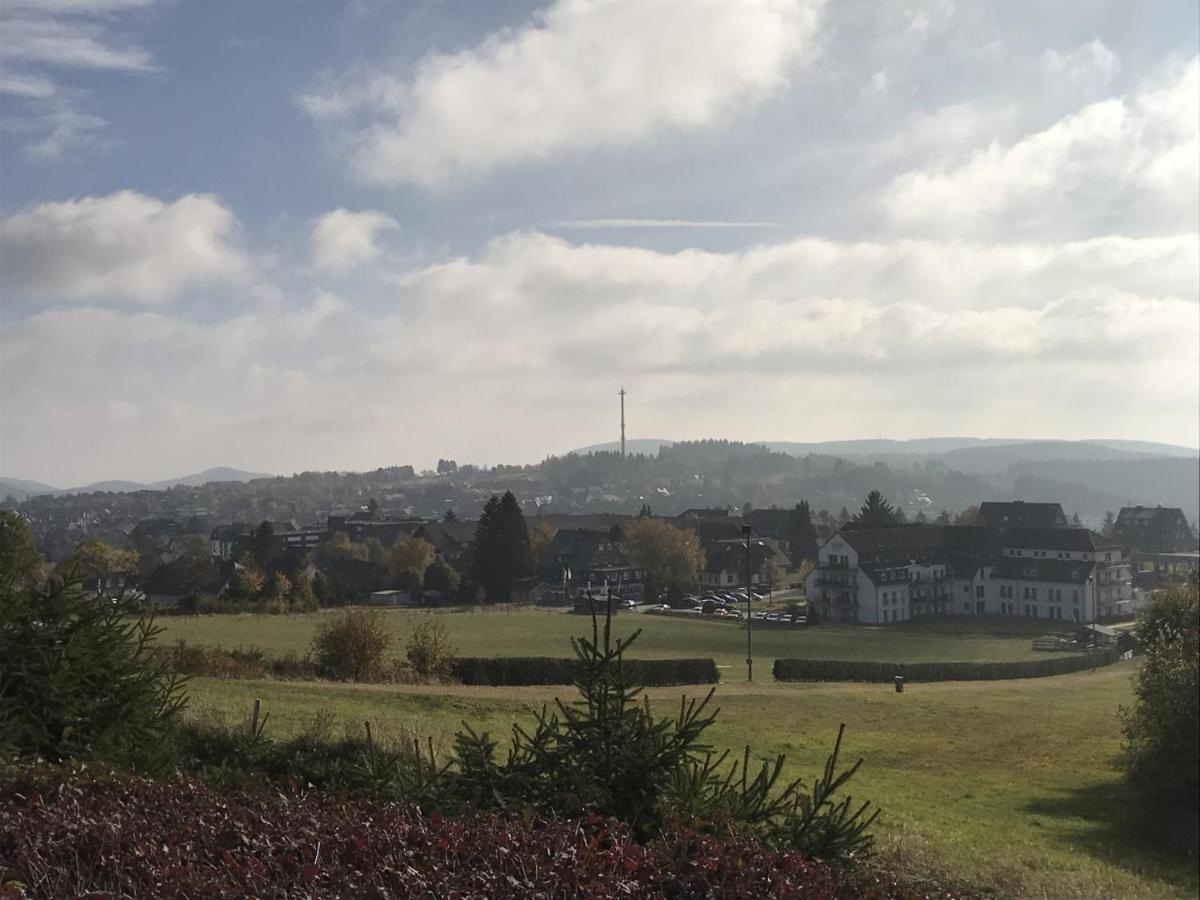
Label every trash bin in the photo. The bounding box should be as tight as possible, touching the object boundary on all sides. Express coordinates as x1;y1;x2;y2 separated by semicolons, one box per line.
894;675;904;693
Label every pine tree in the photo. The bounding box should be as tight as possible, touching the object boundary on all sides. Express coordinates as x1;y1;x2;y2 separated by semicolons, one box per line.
471;492;532;603
850;490;900;528
1101;510;1116;537
788;501;819;562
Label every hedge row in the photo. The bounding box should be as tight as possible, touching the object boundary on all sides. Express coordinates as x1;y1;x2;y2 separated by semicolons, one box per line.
772;648;1122;683
452;656;720;686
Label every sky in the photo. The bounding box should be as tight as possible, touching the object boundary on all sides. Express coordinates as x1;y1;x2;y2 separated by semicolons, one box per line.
0;0;1198;487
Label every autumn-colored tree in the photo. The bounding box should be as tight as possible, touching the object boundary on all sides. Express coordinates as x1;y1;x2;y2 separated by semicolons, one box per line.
59;538;139;594
226;564;265;601
954;504;982;526
760;556;786;594
390;536;435;579
622;518;703;592
316;531;370;562
529;520;558;564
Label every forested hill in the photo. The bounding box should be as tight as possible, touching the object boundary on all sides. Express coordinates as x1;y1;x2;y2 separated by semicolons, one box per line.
8;439;1197;560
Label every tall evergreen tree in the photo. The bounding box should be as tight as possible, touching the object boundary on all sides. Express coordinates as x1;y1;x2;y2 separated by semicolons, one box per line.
1101;510;1116;538
471;491;532;603
788;501;819;562
850;490;900;528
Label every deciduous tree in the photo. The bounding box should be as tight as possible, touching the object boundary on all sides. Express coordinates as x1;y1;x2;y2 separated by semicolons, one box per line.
622;518;703;593
390;536;435;579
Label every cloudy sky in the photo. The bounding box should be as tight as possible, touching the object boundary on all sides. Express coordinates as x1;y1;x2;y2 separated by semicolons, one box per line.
1;0;1197;486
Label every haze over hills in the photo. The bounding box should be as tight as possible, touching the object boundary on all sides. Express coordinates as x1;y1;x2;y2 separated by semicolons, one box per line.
0;467;274;500
573;437;1200;461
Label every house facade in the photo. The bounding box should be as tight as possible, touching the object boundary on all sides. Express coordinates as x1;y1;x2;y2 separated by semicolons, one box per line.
805;522;1131;625
1113;506;1197;553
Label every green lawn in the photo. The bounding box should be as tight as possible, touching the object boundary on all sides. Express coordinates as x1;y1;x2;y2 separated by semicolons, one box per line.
158;607;1072;669
184;663;1195;900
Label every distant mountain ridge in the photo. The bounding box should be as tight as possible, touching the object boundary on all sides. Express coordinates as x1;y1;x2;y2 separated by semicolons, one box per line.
571;437;1199;460
0;467;274;499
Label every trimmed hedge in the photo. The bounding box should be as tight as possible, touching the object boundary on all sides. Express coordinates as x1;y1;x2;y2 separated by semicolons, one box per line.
772;648;1121;683
453;656;720;686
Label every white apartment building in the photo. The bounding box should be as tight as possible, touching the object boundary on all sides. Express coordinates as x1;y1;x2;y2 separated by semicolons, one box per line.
806;523;1131;625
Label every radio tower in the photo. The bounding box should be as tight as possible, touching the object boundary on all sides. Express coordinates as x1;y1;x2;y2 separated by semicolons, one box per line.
619;387;627;459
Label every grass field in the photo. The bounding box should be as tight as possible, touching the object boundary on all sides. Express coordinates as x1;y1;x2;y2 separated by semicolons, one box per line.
158;607;1074;669
157;609;1194;898
183;663;1194;899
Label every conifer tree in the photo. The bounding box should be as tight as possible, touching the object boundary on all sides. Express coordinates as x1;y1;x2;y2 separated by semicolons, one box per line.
850;490;900;528
471;491;532;602
788;501;819;562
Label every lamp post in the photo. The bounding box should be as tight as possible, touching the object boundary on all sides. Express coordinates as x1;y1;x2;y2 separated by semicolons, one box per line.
742;523;753;681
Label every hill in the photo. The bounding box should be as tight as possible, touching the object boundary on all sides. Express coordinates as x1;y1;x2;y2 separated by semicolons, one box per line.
0;477;60;501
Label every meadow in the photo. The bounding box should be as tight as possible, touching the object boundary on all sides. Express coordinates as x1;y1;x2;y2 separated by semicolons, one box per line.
154;607;1195;899
158;606;1073;670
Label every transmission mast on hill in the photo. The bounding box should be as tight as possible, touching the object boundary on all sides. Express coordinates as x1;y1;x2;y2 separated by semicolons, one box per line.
619;386;626;459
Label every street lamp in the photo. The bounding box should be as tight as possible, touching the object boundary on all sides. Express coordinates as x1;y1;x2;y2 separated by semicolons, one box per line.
742;523;753;681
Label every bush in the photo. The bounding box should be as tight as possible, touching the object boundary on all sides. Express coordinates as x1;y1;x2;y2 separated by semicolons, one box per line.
0;767;921;899
0;571;186;772
311;608;394;681
452;656;720;686
1120;581;1199;834
405;616;456;677
772;650;1121;683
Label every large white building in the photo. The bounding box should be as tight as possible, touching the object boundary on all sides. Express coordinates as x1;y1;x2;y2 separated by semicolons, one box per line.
806;524;1131;625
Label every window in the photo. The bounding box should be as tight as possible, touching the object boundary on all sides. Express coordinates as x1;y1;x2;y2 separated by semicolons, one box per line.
1072;590;1080;604
1023;587;1031;600
1031;588;1038;601
975;585;984;599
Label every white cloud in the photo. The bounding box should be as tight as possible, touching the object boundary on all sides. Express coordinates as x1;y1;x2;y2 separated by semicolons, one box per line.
4;227;1197;483
25;104;105;158
0;71;57;98
2;1;156;12
0;190;250;304
0;18;155;71
885;57;1199;237
302;0;824;186
547;218;777;229
0;2;157;157
1039;39;1120;91
310;208;399;272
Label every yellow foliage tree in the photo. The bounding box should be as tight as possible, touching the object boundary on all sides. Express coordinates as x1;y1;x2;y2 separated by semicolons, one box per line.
390;536;435;578
621;518;703;590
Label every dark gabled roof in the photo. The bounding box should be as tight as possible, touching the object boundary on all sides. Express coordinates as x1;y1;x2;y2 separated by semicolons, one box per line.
529;513;632;536
538;529;626;575
979;501;1066;529
838;525;947;557
1115;505;1187;525
743;508;791;533
992;557;1095;584
703;541;773;573
1002;527;1096;552
415;521;478;548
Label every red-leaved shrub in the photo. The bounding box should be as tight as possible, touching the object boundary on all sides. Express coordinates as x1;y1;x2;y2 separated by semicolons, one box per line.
0;768;929;899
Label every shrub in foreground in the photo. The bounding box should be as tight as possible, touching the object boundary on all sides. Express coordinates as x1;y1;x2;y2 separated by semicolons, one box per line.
311;608;393;681
0;513;186;771
1120;580;1199;844
0;767;920;900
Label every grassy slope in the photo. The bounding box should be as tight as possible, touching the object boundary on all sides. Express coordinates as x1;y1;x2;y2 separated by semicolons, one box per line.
185;664;1195;900
158;608;1071;669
